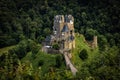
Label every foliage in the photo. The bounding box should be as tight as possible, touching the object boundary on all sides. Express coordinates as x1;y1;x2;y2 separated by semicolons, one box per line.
79;49;88;60
52;43;60;50
76;46;120;80
85;28;98;40
98;35;108;50
38;60;44;66
0;0;120;79
0;34;119;80
55;54;63;68
0;0;119;48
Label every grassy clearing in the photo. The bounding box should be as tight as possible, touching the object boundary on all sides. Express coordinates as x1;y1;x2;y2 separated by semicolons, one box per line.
71;33;99;69
22;50;66;75
22;51;55;74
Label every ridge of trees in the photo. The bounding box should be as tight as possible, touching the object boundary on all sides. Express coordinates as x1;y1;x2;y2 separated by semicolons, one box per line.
0;0;120;48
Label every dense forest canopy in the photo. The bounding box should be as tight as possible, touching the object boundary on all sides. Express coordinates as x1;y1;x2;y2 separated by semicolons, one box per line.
0;0;120;80
0;0;120;48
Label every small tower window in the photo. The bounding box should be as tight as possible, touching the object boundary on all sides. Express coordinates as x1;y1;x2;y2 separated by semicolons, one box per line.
70;30;73;34
61;16;62;20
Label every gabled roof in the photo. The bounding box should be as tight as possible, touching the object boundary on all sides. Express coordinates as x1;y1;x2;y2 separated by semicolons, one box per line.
61;25;69;32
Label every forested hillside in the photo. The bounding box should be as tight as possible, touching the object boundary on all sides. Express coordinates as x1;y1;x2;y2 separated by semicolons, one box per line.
0;0;120;47
0;0;120;80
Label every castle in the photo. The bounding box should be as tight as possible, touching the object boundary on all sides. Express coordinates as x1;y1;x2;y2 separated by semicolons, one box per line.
43;15;75;53
42;15;97;75
42;15;97;53
53;15;75;50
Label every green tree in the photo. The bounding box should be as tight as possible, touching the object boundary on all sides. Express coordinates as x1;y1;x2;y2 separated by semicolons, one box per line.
52;43;60;50
43;28;51;36
37;36;45;43
98;35;108;50
79;49;88;60
85;28;98;40
55;54;63;68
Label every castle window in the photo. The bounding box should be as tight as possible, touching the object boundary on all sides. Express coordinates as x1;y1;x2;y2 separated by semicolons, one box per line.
69;35;74;41
70;30;73;34
61;16;62;20
54;28;57;35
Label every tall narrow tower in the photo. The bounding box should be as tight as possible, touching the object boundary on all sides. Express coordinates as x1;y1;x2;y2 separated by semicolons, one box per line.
53;15;64;40
93;36;97;48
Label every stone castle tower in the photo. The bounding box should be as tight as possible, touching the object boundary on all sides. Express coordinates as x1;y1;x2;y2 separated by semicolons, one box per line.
53;15;75;50
92;36;97;48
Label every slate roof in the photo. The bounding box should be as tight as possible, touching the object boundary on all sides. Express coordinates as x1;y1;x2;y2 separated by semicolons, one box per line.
61;25;69;32
45;36;51;42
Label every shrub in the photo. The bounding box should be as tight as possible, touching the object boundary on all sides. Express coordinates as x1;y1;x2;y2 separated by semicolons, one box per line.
79;49;88;60
52;43;60;50
55;54;63;68
38;60;44;66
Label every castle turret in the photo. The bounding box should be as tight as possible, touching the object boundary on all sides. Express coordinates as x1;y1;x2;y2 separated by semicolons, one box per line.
53;15;64;39
91;36;97;48
93;36;97;48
